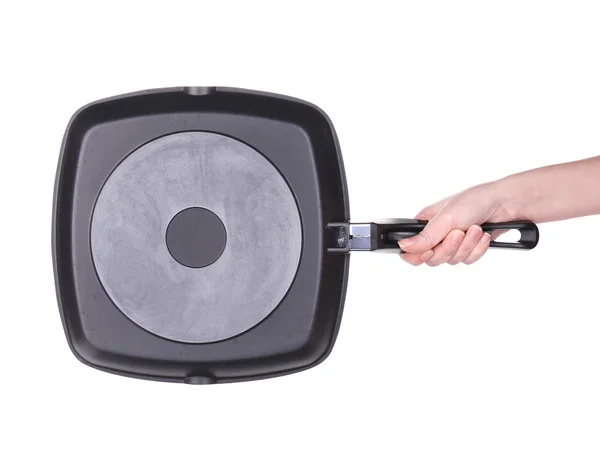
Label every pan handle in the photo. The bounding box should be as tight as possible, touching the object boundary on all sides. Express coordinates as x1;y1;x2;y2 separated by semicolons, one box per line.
387;220;539;251
326;219;539;253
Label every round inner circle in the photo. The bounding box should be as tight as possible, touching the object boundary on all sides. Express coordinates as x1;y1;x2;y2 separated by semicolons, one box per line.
165;207;227;268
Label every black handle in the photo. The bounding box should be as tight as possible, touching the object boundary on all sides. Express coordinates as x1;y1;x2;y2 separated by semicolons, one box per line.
326;219;539;253
387;219;539;250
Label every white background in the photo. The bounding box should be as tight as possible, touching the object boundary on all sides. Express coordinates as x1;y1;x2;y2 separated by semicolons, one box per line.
2;1;600;471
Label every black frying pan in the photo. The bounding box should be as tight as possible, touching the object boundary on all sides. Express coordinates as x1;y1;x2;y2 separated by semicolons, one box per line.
52;87;539;384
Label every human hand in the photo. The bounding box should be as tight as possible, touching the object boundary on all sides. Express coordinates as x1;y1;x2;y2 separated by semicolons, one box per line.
399;182;514;266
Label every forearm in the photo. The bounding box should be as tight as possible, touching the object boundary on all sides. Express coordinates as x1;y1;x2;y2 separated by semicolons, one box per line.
493;156;600;223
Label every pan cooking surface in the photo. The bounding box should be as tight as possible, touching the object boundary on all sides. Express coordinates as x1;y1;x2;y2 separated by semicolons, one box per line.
91;131;302;343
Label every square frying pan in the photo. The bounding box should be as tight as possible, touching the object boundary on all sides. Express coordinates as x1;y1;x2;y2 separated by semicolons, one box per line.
52;87;538;384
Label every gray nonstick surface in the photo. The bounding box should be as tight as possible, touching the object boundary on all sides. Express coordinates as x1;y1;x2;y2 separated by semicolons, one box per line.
91;131;302;343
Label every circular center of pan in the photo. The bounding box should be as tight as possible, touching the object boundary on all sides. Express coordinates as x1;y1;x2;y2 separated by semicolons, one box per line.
90;131;302;344
165;207;227;268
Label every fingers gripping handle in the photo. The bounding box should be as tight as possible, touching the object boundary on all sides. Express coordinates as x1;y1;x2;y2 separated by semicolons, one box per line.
387;220;539;251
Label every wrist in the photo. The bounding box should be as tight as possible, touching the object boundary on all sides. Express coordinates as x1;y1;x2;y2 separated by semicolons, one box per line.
486;176;527;220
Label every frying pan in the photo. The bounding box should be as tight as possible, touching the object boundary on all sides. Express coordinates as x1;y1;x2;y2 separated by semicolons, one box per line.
52;87;539;384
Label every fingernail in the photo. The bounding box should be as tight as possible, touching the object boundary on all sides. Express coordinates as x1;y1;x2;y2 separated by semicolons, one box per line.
399;236;416;248
452;231;464;244
469;225;482;240
420;250;434;262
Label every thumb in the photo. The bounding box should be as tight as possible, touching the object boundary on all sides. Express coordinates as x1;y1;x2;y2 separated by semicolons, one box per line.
398;212;454;253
